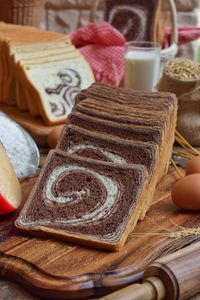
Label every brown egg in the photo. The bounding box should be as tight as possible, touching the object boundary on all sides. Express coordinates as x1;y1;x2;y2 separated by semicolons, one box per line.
47;125;64;149
185;156;200;175
171;174;200;210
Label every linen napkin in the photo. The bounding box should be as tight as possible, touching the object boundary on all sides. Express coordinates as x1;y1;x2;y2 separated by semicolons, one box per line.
70;22;126;86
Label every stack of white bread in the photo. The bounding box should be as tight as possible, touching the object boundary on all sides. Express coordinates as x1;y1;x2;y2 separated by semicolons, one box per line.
0;22;94;125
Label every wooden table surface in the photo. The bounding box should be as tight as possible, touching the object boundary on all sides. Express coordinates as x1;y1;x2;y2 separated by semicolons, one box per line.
0;151;200;300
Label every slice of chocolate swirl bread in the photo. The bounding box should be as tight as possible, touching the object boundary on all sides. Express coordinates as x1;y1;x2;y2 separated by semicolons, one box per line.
15;150;148;251
57;124;157;174
68;112;163;146
73;83;177;219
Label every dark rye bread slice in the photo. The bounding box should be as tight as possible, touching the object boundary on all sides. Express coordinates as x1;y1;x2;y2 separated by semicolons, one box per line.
57;124;157;174
76;99;167;131
76;90;171;115
91;82;175;103
75;84;177;139
68;111;162;146
74;102;165;130
75;90;173;132
76;83;175;112
77;82;176;104
77;96;169;119
75;84;176;134
15;150;148;251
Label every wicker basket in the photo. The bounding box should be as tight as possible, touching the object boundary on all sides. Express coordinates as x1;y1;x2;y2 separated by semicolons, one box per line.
0;0;44;27
160;0;178;75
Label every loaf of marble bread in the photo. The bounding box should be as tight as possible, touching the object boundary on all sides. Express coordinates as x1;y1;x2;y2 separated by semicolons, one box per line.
73;83;177;219
67;112;162;221
75;97;169;176
15;150;149;251
76;83;177;175
0;22;95;124
74;98;168;176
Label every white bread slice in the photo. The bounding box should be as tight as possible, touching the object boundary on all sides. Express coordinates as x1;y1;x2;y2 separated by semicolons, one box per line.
9;39;71;54
0;142;21;215
2;41;71;107
20;56;95;124
11;48;77;112
17;52;82;116
3;45;76;112
13;45;75;63
19;50;80;66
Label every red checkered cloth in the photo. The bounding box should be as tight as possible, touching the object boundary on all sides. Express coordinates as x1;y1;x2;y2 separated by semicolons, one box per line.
163;26;200;48
70;22;126;86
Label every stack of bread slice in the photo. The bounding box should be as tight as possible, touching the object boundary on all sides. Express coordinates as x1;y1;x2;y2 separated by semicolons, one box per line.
68;83;177;219
15;83;177;251
0;22;94;125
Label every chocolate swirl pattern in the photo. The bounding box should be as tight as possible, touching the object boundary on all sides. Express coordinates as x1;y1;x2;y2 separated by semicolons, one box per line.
44;165;120;226
45;68;81;117
108;5;146;41
67;144;127;164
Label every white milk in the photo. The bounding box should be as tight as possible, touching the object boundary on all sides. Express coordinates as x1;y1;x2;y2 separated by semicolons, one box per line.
124;50;160;91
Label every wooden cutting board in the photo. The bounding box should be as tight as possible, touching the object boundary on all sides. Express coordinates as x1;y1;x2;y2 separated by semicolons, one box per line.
0;164;200;300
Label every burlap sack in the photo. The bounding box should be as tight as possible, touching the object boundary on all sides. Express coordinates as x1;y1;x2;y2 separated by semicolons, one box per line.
177;87;200;146
157;69;200;97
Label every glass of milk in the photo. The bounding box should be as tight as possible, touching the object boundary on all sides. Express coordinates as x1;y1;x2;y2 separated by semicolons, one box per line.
124;41;161;91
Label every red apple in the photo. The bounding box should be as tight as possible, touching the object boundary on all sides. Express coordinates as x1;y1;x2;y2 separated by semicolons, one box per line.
0;143;21;215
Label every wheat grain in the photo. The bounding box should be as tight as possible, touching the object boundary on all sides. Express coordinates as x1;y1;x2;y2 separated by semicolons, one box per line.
166;58;200;80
